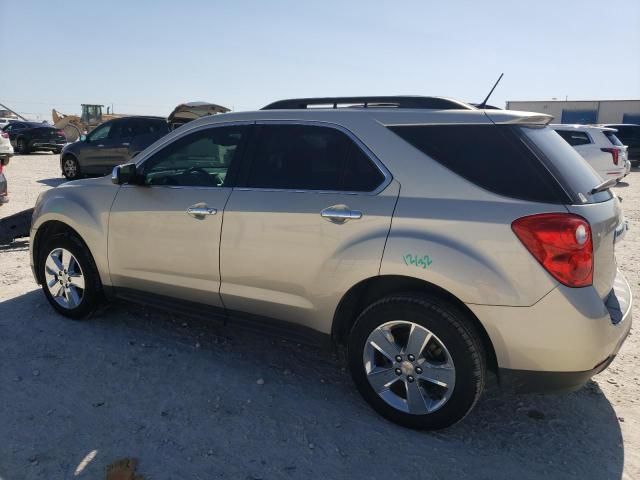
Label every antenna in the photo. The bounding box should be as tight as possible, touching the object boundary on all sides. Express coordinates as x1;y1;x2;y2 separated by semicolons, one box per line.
478;73;504;109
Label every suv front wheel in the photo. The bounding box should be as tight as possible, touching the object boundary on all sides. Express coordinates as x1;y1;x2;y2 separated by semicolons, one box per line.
62;155;80;180
39;233;102;319
348;294;486;430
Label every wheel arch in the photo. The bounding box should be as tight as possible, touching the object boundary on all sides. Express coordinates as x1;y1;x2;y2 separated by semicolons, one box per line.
33;220;99;285
331;274;498;373
60;152;79;173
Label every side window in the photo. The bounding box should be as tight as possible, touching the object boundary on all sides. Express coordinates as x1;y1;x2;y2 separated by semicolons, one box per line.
388;124;566;204
131;119;167;137
88;123;112;142
142;125;245;187
245;124;384;192
111;120;134;140
555;130;591;146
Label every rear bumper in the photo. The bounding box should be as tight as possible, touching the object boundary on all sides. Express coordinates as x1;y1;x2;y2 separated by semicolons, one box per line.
499;355;617;394
469;269;632;393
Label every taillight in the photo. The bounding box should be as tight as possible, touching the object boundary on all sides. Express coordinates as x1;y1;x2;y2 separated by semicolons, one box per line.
512;213;593;287
601;147;619;165
0;132;8;139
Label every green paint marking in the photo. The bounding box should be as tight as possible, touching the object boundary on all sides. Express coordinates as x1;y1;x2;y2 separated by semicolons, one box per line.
403;254;433;269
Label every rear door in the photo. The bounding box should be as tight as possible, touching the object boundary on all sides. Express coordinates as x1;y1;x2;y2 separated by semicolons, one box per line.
219;122;398;333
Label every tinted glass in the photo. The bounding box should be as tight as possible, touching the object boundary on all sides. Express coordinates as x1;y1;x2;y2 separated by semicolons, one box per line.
388;124;567;203
88;123;112;142
110;121;134;140
132;119;167;136
555;130;591;146
603;131;623;147
521;126;611;204
143;126;245;187
246;124;383;192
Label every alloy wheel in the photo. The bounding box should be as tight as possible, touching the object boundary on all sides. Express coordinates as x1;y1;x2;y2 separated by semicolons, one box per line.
363;320;456;415
44;248;85;309
63;158;77;178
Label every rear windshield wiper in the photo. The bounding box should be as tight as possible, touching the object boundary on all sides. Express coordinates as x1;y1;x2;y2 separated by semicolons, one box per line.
590;178;617;195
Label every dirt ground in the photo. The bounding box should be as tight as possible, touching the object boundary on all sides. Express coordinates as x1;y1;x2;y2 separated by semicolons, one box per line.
1;153;638;480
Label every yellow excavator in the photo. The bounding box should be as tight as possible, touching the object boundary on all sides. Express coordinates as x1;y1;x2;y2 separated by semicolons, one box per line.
52;104;125;141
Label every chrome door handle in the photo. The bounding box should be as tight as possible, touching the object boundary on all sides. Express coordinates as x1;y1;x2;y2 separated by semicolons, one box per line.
320;205;363;223
187;206;217;218
122;142;130;146
97;144;105;148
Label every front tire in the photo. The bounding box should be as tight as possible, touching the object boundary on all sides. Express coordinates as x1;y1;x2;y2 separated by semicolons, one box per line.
348;294;486;430
62;155;80;179
17;138;30;154
39;233;102;319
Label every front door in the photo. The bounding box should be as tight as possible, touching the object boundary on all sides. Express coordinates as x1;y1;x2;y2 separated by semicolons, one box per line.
219;122;398;333
81;121;120;174
108;124;248;307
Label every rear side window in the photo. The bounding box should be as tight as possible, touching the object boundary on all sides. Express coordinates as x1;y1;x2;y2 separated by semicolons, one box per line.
555;130;591;146
245;124;384;192
388;124;567;203
520;126;611;204
603;131;623;146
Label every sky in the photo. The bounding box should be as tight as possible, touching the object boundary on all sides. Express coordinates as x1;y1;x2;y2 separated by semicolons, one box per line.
1;0;639;121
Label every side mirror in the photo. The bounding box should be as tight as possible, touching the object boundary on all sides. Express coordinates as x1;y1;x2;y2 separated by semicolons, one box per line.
111;163;138;185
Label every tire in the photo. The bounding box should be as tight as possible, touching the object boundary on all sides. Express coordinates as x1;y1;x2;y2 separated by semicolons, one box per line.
17;137;30;154
38;232;102;320
52;149;62;155
61;155;80;179
348;293;486;430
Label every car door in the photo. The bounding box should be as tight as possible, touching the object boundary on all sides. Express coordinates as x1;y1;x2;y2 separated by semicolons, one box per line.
80;121;116;173
92;120;132;173
219;122;399;334
108;123;248;307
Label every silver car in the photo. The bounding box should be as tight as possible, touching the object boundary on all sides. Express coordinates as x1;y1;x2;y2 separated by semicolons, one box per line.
30;96;632;429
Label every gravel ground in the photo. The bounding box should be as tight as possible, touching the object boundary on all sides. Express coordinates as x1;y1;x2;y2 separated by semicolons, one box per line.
1;154;638;480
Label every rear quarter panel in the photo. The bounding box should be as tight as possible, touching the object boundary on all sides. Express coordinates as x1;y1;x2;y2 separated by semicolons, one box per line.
381;197;563;306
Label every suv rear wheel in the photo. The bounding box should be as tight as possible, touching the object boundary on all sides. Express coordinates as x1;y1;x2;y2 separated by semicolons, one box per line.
348;294;485;429
39;233;102;319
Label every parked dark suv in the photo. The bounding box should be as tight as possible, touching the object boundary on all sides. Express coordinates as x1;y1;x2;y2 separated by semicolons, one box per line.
60;116;169;179
602;124;640;167
2;121;67;154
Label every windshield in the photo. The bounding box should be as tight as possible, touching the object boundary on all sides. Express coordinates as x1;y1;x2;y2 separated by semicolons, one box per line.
519;126;612;204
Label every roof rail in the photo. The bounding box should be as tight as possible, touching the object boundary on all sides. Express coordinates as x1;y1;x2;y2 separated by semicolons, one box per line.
261;96;475;111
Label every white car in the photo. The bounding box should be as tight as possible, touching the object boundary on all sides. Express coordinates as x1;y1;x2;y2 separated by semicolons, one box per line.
0;126;14;160
551;124;628;181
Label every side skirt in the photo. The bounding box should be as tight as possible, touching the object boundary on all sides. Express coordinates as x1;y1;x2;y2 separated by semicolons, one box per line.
109;287;332;349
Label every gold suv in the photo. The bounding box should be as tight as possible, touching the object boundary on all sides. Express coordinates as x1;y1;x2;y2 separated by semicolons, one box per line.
30;97;632;429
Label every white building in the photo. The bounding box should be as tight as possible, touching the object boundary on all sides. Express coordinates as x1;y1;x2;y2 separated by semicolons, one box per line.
505;100;640;124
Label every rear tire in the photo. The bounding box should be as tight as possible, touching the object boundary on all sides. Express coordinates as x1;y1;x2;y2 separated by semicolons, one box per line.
38;232;102;320
348;293;486;430
62;155;80;179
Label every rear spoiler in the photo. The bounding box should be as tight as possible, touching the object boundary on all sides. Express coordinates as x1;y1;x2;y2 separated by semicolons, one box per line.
484;110;553;126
